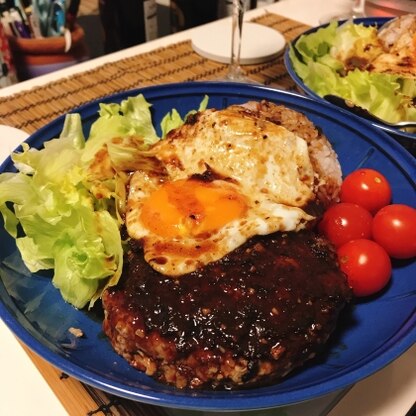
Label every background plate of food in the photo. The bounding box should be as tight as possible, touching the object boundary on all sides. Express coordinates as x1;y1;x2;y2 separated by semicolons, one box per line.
284;15;416;154
0;82;415;412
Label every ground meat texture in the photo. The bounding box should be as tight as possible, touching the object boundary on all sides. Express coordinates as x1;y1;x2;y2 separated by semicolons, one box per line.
102;231;352;390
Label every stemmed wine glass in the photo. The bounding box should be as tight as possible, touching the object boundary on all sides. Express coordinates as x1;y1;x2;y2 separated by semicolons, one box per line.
224;0;250;82
193;0;281;83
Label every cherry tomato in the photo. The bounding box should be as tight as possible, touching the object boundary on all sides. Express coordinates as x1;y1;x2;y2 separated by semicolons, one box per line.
337;239;391;297
372;204;416;259
318;202;373;247
340;169;392;214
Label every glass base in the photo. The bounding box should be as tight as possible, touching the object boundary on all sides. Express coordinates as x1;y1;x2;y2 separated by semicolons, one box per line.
219;65;258;84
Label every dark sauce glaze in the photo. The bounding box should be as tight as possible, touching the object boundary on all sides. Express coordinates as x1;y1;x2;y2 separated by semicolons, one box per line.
106;231;352;361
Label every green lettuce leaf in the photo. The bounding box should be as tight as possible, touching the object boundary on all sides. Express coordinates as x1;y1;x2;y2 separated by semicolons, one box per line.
0;94;160;308
0;115;119;308
82;94;159;163
160;94;209;137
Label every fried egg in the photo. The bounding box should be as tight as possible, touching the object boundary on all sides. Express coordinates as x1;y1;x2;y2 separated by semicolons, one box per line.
126;106;317;276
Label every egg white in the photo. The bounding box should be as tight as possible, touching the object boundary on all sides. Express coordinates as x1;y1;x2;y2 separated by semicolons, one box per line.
126;107;317;276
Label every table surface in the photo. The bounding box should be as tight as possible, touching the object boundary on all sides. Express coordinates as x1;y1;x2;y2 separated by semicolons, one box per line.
1;1;415;415
0;0;353;98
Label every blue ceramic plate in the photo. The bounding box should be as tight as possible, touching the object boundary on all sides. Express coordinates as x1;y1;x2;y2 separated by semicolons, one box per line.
0;82;415;412
283;17;416;148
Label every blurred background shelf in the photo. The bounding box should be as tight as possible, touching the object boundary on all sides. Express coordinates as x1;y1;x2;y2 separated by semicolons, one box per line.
76;0;276;59
77;0;186;59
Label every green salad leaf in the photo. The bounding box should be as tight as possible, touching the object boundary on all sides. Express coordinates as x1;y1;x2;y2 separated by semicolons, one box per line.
160;94;209;137
289;20;416;125
0;94;209;308
0;111;123;308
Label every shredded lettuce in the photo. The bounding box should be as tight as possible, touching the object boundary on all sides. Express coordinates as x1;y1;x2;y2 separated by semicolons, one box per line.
160;94;209;137
0;93;208;309
290;20;416;125
0;112;123;308
82;94;160;164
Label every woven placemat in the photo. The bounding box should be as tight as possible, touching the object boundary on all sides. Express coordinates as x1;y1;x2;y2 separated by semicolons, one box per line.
0;13;309;133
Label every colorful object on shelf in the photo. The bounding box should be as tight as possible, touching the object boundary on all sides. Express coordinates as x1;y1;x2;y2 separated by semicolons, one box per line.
0;20;17;86
2;0;86;80
2;0;81;39
7;22;88;80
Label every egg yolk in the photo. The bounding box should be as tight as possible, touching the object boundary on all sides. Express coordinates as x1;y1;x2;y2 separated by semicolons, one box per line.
140;179;248;238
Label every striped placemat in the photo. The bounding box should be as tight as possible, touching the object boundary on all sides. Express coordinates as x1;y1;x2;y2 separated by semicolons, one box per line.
0;13;309;134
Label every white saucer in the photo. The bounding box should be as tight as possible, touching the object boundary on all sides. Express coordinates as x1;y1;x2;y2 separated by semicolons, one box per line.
191;21;286;65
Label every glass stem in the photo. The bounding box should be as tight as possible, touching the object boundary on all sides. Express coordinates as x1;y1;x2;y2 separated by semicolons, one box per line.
352;0;366;17
228;0;245;80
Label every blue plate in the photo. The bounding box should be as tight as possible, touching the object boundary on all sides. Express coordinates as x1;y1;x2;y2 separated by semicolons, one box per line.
0;82;415;412
283;17;416;151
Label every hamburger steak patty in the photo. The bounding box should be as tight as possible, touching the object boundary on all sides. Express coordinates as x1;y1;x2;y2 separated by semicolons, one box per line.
102;231;352;389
